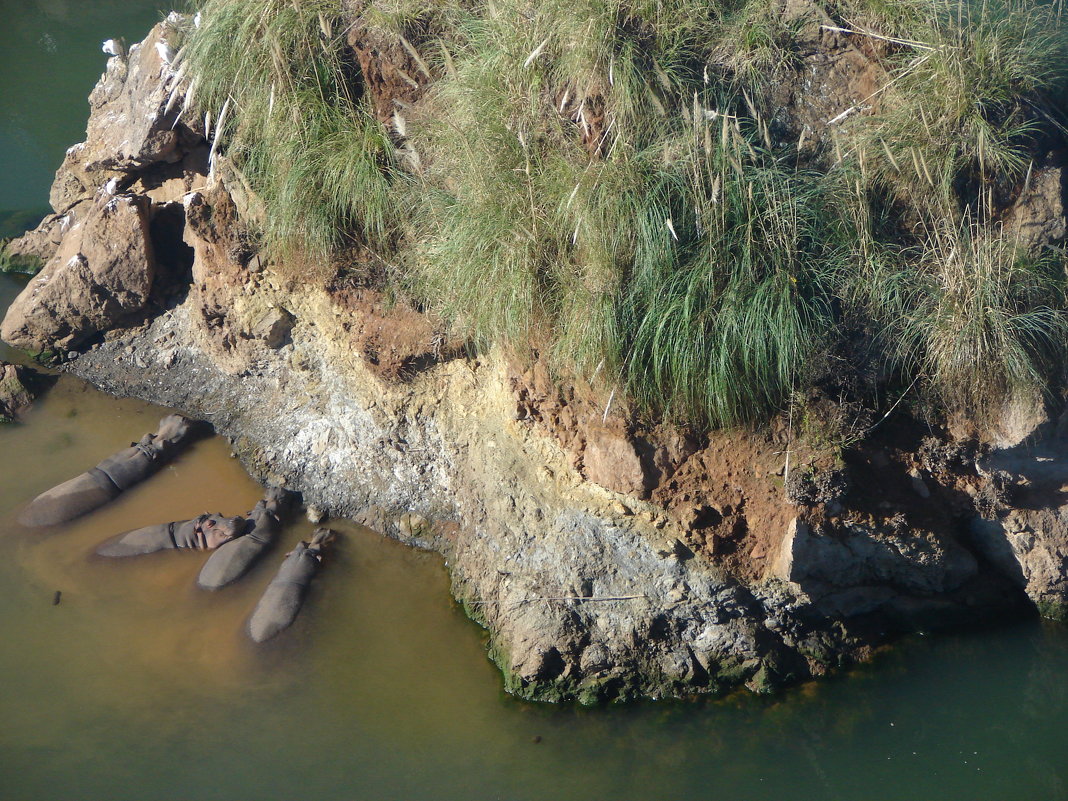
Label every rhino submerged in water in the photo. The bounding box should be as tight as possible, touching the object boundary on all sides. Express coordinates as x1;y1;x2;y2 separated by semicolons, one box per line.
247;527;335;643
197;487;294;590
96;512;245;557
19;414;199;527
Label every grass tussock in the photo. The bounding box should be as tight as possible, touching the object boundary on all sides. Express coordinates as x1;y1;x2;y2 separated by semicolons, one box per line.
181;0;396;260
617;126;850;425
849;0;1068;219
853;217;1068;420
404;0;839;425
913;223;1066;420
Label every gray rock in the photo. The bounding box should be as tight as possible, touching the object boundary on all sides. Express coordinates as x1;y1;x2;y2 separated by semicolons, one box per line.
771;515;978;615
972;509;1068;618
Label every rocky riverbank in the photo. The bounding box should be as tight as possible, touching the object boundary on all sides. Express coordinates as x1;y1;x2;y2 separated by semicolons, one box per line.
4;14;1068;702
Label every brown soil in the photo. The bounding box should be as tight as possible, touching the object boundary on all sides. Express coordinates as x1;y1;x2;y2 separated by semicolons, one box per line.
507;355;806;582
653;427;799;581
346;22;435;124
327;282;463;382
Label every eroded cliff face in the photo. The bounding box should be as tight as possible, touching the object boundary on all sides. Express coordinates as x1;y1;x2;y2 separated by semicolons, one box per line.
4;15;1068;702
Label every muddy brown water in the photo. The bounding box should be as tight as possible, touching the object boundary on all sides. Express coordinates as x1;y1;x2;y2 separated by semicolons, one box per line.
3;369;1068;801
4;2;1068;799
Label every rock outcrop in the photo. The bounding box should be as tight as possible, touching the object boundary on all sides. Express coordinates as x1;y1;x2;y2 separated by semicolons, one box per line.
772;516;979;618
1003;159;1067;249
970;444;1068;620
2;196;156;351
1;18;202;353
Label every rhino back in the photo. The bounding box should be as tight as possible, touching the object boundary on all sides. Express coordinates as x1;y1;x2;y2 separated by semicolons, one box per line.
96;523;174;557
198;536;265;589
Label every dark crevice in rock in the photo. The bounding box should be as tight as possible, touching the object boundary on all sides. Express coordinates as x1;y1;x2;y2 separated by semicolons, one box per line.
149;203;194;300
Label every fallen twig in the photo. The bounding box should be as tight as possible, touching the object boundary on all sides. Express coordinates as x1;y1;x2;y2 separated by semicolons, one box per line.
820;24;936;51
469;594;647;606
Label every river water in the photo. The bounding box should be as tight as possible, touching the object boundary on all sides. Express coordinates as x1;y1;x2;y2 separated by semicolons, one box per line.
3;3;1068;799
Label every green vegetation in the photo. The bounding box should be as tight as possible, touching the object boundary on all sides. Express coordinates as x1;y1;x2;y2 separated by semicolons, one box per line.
404;0;841;424
0;241;42;276
180;0;1068;431
849;0;1068;219
856;218;1068;422
180;0;396;261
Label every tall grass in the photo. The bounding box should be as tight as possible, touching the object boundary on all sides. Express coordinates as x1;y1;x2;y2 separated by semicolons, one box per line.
617;120;850;425
181;0;1068;432
181;0;396;260
849;0;1068;220
852;217;1068;421
404;0;846;424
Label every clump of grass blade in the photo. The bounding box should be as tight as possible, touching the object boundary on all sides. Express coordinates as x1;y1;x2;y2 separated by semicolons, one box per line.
850;0;1068;219
858;218;1068;423
181;0;396;262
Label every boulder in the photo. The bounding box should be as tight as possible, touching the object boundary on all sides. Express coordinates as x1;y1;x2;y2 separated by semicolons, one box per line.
972;509;1068;619
0;362;36;420
50;20;196;214
1;208;82;275
1;195;155;352
583;427;650;498
1;16;209;355
969;442;1068;618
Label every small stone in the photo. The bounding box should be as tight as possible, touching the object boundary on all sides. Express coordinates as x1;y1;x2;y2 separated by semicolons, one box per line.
398;513;431;539
0;362;38;420
908;468;931;499
252;307;294;349
306;505;326;524
66;351;78;361
532;736;542;744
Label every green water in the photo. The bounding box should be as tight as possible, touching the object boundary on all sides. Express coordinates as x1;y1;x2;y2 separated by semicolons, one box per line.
0;0;177;229
3;3;1068;799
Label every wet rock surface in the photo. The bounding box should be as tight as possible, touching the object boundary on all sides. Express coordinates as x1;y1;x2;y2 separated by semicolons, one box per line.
0;362;37;421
